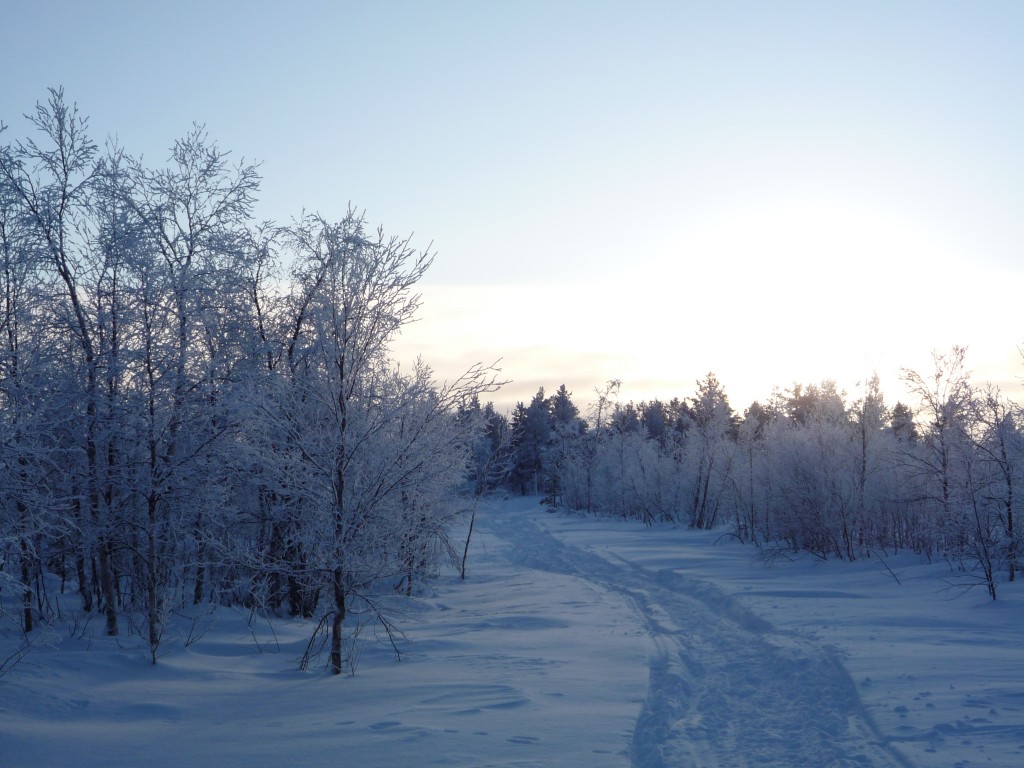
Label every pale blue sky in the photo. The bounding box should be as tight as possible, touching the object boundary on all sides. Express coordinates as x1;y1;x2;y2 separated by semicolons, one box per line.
3;1;1023;410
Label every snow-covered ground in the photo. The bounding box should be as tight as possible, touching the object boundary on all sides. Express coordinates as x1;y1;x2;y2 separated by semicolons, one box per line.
2;496;1021;767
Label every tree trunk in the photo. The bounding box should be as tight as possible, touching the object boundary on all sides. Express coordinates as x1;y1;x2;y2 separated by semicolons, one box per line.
460;509;476;580
98;537;119;636
192;511;206;605
20;535;33;633
147;491;161;663
75;548;92;613
329;569;346;675
87;379;120;637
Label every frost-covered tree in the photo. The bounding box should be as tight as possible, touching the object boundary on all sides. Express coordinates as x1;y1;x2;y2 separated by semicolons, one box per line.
683;373;735;529
900;347;975;554
116;127;260;659
0;154;61;633
639;399;669;446
847;374;895;557
762;410;853;558
249;211;497;674
889;401;918;443
509;388;552;496
0;90;502;666
0;89;123;635
546;385;585;507
964;386;1023;594
732;402;773;544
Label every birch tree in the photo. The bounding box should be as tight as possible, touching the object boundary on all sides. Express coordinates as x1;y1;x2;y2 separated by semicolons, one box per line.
254;211;496;674
122;127;260;659
0;88;121;635
901;347;975;555
684;373;736;529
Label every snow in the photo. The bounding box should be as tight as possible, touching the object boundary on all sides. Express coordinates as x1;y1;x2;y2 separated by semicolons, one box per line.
2;496;1022;767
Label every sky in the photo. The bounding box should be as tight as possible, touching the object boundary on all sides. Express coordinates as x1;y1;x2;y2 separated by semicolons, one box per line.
2;1;1023;413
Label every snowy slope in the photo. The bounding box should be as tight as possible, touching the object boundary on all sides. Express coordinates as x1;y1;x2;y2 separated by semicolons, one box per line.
1;496;1021;767
526;501;1024;767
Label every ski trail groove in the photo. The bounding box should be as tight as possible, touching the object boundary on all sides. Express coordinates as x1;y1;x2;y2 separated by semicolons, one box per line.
483;509;913;768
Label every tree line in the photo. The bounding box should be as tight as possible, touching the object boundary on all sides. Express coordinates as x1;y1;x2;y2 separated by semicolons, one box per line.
471;348;1020;600
2;89;1018;680
0;89;499;671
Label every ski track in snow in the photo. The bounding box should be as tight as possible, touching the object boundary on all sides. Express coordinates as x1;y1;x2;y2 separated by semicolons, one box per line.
6;499;1019;767
483;508;912;768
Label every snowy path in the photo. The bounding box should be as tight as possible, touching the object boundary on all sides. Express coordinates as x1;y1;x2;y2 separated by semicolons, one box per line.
483;502;912;768
5;498;1020;767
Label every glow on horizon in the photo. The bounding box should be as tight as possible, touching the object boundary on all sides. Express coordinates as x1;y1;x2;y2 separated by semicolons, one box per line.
398;278;1024;415
398;197;1024;413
